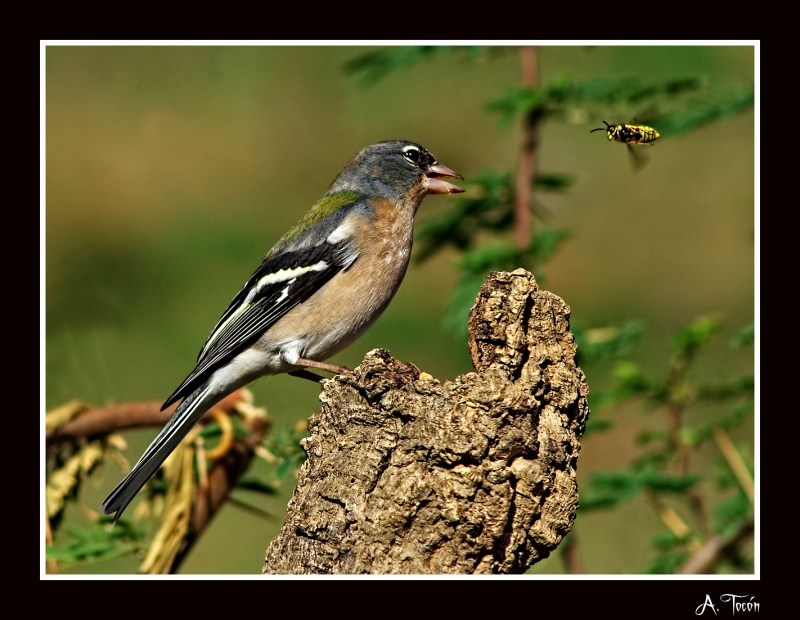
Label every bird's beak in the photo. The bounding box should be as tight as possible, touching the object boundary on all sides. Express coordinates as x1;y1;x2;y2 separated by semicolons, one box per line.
424;163;464;194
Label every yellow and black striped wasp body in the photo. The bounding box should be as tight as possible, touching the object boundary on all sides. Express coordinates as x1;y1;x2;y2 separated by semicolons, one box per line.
591;120;660;145
591;120;661;170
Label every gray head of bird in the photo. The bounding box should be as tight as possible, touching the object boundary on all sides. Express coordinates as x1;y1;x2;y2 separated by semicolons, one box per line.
328;140;464;204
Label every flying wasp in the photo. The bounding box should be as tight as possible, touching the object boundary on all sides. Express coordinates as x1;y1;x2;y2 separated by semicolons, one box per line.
590;120;660;145
591;120;661;170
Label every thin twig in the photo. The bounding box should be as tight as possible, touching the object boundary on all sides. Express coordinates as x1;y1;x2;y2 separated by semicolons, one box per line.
714;427;755;503
227;496;276;522
677;518;754;574
645;490;701;552
686;488;710;537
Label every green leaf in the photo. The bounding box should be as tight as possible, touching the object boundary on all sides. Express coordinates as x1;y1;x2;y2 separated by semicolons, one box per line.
415;170;515;262
614;361;656;396
697;375;754;400
685;401;753;453
264;426;307;459
459;240;525;274
729;322;755;348
527;227;572;265
672;315;723;353
197;421;222;438
679;426;711;448
714;457;738;490
572;76;702;107
642;550;690;574
588;359;660;410
580;467;687;510
259;425;309;482
712;491;751;537
485;73;574;129
236;477;279;495
577;493;621;511
647;85;754;136
441;229;571;340
639;471;700;493
46;521;144;565
587;470;643;499
486;86;550;129
651;529;689;550
581;468;699;513
632;450;674;470
534;172;576;191
579;469;644;510
637;429;669;445
721;400;754;430
275;457;296;481
443;270;487;339
574;321;642;365
344;46;493;87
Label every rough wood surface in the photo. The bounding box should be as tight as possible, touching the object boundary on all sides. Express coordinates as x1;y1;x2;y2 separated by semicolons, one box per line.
263;269;589;574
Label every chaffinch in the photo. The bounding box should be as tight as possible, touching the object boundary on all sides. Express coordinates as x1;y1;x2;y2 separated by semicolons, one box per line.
101;140;463;520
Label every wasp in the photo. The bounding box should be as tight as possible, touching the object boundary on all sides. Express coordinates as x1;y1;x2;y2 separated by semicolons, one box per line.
590;120;660;145
591;120;660;170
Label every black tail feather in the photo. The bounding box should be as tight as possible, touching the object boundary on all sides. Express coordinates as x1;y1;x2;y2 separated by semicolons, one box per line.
101;382;213;522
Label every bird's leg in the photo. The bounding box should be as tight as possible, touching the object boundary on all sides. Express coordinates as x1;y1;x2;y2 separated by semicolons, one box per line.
288;369;326;383
294;357;351;375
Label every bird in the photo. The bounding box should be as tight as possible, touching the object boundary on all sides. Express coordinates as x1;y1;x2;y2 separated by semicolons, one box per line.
101;140;464;521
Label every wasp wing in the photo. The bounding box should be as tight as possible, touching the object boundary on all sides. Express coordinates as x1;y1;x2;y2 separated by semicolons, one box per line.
627;143;650;172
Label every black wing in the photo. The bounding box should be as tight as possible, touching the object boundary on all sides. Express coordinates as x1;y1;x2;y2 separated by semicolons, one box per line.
161;238;357;410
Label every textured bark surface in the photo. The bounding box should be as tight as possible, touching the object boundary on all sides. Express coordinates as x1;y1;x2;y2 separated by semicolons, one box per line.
263;269;589;574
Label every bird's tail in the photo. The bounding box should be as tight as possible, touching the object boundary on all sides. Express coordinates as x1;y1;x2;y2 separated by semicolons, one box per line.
101;381;215;522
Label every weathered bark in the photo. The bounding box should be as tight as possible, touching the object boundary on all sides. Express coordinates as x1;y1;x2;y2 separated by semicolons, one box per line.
263;269;589;574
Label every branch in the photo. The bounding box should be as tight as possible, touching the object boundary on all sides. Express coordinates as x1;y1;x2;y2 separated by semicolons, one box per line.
677;518;754;575
45;391;246;445
263;269;589;574
139;402;270;574
45;389;269;574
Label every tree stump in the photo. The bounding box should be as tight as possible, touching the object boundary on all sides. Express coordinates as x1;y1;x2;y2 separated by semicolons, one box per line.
263;269;589;574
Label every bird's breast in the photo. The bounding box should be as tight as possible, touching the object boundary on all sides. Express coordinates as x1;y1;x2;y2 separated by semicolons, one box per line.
264;198;417;363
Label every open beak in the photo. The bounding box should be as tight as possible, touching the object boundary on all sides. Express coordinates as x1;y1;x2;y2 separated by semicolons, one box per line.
424;162;464;194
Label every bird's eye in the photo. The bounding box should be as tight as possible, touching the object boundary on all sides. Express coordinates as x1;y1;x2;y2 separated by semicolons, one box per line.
402;146;421;164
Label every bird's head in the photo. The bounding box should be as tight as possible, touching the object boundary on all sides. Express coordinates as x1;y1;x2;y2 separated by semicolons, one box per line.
329;140;464;204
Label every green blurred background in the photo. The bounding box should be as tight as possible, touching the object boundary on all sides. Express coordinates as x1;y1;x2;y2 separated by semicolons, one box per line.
45;44;755;574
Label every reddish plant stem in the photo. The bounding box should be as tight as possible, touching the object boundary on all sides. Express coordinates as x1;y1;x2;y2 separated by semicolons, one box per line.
561;533;583;574
515;45;539;248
